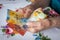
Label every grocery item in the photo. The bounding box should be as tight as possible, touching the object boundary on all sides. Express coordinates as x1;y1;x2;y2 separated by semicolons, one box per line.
28;8;47;21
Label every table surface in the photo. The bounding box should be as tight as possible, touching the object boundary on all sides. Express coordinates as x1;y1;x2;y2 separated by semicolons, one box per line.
0;0;60;40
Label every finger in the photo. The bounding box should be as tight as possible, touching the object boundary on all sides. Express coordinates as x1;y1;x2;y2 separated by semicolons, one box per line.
26;21;41;33
27;27;36;33
16;8;24;14
24;8;32;18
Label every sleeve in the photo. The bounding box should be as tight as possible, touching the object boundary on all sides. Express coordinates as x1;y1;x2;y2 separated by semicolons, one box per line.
50;0;60;14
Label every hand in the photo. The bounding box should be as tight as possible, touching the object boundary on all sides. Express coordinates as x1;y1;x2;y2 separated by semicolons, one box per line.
16;7;32;18
26;19;50;33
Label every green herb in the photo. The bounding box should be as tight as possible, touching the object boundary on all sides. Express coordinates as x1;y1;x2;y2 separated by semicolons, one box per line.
2;29;6;32
41;36;51;40
11;33;15;36
39;33;42;36
39;33;51;40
